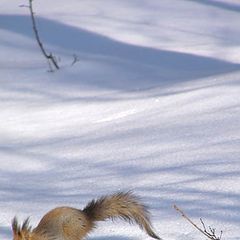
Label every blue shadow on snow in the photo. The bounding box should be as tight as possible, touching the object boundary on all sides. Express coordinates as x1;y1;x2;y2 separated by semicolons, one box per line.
0;14;239;90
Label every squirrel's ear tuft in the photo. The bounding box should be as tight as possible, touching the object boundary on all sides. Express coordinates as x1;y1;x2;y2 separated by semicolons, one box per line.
12;217;32;240
22;217;31;232
12;216;20;235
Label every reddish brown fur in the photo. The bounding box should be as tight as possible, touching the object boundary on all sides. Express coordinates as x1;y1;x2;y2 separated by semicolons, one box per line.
12;192;162;240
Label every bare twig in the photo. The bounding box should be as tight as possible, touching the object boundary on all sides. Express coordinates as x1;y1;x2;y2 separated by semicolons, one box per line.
174;205;222;240
71;54;80;66
28;0;59;70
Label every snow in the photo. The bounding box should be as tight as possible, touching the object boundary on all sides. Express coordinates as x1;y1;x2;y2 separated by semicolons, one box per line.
0;0;240;240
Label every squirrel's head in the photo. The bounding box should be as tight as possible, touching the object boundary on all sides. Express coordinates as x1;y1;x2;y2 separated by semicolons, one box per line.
12;217;32;240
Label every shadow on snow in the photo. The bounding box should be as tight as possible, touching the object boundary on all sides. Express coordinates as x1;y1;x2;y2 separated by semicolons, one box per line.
0;14;239;91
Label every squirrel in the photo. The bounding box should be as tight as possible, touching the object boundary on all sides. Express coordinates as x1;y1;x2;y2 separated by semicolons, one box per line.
12;191;162;240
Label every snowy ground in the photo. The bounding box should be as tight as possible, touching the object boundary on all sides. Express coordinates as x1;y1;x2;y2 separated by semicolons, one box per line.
0;0;240;240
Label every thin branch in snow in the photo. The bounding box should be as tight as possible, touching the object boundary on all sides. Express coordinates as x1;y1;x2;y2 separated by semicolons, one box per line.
174;205;223;240
27;0;60;71
71;54;80;66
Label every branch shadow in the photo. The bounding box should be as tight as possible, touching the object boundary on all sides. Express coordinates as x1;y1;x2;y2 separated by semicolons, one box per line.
0;122;240;224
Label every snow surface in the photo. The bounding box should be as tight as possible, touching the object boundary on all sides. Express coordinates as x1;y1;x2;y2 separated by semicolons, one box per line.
0;0;240;240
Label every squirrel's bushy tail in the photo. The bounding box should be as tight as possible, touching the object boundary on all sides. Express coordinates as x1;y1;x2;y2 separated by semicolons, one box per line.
83;192;161;240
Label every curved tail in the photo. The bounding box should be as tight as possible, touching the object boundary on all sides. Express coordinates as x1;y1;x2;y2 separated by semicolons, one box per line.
83;191;162;240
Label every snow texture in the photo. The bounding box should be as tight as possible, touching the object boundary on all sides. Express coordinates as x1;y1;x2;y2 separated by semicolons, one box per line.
0;0;240;240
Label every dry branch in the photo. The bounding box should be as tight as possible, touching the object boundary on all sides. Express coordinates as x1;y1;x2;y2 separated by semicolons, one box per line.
28;0;59;70
174;205;223;240
71;54;80;66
